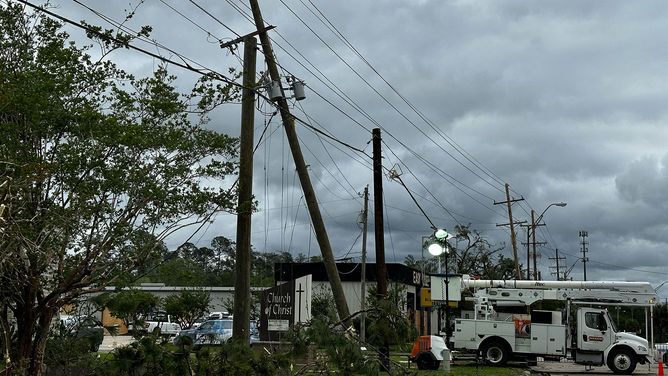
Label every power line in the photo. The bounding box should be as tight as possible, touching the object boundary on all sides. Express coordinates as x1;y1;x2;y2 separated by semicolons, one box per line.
294;0;507;192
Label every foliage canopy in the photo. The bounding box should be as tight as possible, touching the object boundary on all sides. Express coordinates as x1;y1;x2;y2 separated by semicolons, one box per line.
0;3;240;375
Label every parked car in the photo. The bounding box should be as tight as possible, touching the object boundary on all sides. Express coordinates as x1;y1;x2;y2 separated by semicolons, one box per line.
144;311;180;336
249;321;259;343
59;315;104;352
191;317;206;329
173;319;233;349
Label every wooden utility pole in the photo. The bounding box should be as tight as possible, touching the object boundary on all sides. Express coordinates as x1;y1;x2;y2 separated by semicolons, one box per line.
549;249;566;280
494;183;524;279
531;210;546;280
372;128;390;371
232;35;256;343
372;129;387;297
521;212;546;280
360;185;368;343
248;0;351;325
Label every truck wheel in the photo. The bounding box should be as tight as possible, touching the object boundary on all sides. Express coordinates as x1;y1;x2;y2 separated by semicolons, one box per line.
482;341;509;366
416;353;436;370
607;348;636;374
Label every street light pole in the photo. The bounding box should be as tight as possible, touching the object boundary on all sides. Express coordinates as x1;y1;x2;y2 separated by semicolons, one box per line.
427;229;452;347
444;241;451;349
420;236;427;336
529;202;566;280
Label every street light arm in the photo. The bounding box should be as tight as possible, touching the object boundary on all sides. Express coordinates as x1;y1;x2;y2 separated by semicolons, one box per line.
535;202;567;225
531;202;567;237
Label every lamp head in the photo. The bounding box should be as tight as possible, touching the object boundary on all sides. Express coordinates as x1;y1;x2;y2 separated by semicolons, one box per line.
428;243;444;256
434;228;453;239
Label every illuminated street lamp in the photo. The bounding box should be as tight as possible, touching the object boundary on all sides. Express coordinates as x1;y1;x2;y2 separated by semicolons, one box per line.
425;228;453;347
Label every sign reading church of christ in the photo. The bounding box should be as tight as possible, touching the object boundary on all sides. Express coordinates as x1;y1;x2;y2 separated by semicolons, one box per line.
260;274;312;341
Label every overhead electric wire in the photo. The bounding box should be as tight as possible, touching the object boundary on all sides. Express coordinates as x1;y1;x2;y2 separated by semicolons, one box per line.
295;0;507;193
296;116;366;198
58;0;555;259
159;0;224;43
20;0;256;101
269;1;506;222
557;250;668;277
383;140;505;218
222;1;500;225
188;0;241;38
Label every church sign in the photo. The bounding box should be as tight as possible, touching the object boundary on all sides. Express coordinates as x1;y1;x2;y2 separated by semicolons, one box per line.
260;274;311;341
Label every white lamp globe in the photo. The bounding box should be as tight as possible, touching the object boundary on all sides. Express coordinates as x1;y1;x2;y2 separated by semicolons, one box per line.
428;243;444;256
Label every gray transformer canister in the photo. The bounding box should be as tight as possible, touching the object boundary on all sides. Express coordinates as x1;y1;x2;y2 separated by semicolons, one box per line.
292;80;306;101
269;81;283;100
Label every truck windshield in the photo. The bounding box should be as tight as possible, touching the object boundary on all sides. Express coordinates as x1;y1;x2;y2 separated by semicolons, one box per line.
606;311;618;332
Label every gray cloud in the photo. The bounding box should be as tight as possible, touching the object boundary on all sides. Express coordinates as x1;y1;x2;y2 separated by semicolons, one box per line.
50;0;668;297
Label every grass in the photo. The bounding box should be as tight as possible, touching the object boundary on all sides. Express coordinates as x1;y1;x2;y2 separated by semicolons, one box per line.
418;362;529;375
389;354;530;375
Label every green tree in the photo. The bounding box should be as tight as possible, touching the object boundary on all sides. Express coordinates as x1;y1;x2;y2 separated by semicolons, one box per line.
445;224;511;279
151;257;209;287
252;250;293;287
100;289;161;333
408;224;514;280
364;282;417;349
177;242;215;275
0;4;239;375
164;289;212;329
209;236;237;286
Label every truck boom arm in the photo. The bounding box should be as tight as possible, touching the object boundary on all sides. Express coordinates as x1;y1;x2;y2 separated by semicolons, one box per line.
461;275;658;306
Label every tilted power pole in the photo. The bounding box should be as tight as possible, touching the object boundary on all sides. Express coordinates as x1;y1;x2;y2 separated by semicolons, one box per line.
248;0;351;325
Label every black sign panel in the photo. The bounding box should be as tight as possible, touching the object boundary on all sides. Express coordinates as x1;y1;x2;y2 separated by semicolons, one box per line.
260;281;294;341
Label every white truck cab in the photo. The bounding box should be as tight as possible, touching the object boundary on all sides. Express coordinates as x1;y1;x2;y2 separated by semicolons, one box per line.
574;308;649;374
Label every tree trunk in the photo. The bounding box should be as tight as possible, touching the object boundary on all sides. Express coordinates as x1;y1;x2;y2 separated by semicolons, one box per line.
28;310;55;376
10;296;57;376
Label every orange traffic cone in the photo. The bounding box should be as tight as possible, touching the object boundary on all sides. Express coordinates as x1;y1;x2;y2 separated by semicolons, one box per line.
658;353;665;376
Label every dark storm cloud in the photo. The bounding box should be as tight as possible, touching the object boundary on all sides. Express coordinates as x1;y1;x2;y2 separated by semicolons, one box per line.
49;0;668;295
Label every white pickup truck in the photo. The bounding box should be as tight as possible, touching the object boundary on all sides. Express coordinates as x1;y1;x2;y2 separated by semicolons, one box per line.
144;311;180;336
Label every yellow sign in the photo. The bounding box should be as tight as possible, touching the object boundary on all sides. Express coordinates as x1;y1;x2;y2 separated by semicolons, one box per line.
421;288;433;307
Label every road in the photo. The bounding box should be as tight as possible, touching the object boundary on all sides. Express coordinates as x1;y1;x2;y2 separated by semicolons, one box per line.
529;360;663;375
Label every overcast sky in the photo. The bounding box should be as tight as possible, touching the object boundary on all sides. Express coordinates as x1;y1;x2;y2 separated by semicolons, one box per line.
42;0;668;298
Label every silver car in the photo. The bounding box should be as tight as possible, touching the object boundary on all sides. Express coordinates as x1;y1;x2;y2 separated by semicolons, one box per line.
173;319;233;349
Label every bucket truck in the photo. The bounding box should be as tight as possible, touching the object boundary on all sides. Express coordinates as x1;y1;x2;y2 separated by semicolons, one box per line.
427;276;659;374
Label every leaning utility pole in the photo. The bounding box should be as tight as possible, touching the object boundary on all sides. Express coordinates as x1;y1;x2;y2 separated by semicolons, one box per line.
494;183;525;279
232;35;256;343
248;0;351;325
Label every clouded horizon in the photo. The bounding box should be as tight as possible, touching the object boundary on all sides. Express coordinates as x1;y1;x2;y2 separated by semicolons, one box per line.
43;0;668;298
